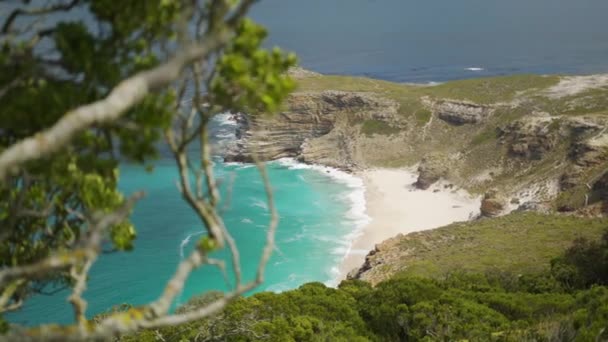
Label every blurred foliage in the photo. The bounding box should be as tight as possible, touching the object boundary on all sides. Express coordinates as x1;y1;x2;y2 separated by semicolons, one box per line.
211;19;297;114
0;0;295;325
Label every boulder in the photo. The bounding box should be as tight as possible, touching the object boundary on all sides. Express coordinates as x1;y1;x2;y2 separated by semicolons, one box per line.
415;154;449;190
480;190;505;217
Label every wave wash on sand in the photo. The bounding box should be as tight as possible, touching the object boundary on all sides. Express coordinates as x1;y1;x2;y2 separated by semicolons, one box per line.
338;168;481;280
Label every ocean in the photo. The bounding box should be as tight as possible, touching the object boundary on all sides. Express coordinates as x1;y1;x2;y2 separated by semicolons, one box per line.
7;0;608;326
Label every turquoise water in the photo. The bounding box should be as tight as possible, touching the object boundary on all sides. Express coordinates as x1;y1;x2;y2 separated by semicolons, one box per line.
7;115;367;325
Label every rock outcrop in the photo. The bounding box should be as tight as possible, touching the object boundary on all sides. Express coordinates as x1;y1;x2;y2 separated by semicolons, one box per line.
480;190;506;217
225;91;399;169
558;117;608;197
415;154;449;190
498;116;560;160
432;100;493;125
346;237;406;286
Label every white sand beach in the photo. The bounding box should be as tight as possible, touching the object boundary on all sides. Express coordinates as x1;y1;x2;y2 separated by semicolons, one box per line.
338;169;481;280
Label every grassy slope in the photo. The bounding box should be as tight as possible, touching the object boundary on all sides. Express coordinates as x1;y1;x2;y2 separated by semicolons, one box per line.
384;212;608;279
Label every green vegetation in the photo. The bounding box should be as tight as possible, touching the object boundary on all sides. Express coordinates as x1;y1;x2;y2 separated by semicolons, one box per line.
118;219;608;341
294;71;608;202
363;213;608;282
556;185;590;212
551;230;608;290
423;74;560;104
297;74;562;107
532;87;608;116
471;127;499;145
399;213;608;278
414;108;432;125
124;262;608;341
3;1;608;339
361;119;401;136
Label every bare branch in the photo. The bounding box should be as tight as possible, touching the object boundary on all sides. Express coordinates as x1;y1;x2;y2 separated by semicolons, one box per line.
147;250;205;318
68;258;94;331
0;279;25;313
140;153;279;331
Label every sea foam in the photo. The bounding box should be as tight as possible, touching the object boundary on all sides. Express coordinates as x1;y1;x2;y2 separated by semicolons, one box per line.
274;158;371;287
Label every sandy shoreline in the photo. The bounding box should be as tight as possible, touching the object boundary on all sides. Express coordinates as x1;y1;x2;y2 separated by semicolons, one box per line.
338;168;481;280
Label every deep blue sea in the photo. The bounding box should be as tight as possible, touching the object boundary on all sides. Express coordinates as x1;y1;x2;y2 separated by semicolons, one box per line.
8;0;608;326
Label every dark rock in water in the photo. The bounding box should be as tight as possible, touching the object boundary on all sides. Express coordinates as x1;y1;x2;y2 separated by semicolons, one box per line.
224;153;253;163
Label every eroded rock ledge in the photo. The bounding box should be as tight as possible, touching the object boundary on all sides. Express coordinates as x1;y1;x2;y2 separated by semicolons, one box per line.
224;91;399;170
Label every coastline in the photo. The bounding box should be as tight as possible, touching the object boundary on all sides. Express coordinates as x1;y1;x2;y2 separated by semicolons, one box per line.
337;168;481;281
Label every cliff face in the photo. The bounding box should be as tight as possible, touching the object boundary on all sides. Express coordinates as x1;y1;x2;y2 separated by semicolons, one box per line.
226;71;608;214
225;91;400;170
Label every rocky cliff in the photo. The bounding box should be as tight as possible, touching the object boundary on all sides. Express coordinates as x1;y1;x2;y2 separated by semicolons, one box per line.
225;91;400;170
226;70;608;216
224;70;608;285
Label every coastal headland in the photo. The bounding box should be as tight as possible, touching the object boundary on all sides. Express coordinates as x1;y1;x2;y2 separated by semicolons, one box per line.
225;67;608;282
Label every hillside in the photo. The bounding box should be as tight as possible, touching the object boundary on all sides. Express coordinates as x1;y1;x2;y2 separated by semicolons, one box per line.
122;214;608;341
349;212;608;285
120;72;608;341
226;69;608;213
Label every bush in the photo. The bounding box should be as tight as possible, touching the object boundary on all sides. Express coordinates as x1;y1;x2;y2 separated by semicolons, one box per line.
551;229;608;290
123;261;608;341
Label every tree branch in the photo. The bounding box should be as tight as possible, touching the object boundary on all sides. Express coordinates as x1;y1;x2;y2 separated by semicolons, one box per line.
1;0;81;34
0;192;143;288
0;18;237;180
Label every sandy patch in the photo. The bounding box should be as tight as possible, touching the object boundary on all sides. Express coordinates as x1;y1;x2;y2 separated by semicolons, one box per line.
545;74;608;98
337;169;481;280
